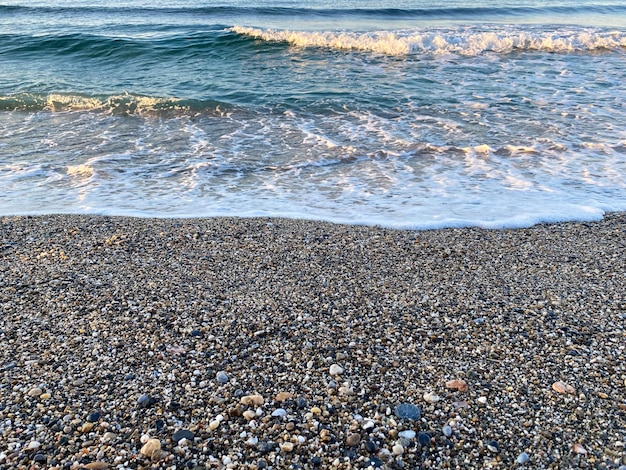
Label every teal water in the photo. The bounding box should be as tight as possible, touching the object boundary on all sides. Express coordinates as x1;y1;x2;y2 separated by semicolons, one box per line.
1;0;626;228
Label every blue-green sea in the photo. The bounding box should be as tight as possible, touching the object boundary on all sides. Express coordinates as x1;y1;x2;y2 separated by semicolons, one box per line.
1;0;626;228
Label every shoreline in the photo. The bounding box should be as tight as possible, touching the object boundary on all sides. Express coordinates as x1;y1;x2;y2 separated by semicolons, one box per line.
1;213;625;469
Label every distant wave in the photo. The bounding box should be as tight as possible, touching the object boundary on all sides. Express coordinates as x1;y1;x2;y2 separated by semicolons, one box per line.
2;4;626;19
0;93;233;116
231;26;626;56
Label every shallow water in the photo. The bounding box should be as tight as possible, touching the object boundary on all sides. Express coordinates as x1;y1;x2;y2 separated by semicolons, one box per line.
1;0;625;228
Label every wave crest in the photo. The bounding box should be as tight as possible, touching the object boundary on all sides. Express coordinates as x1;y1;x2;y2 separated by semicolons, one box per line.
231;26;626;56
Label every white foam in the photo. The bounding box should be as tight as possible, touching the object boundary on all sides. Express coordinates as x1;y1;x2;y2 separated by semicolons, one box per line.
231;25;626;56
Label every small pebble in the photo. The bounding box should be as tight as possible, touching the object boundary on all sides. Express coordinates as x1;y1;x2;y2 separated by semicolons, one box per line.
280;442;294;452
394;403;421;420
329;364;344;375
346;433;361;446
442;425;453;437
271;408;287;417
486;440;500;453
140;438;161;457
445;379;469;392
516;452;530;464
392;443;404;455
398;430;416;440
423;391;440;404
552;381;575;394
216;371;229;384
172;429;194;443
418;432;432;446
87;411;101;422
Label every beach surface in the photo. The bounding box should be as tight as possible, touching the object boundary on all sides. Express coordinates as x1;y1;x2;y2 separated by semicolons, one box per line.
1;213;625;469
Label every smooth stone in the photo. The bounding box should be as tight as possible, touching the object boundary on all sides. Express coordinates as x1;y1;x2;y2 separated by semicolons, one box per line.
392;444;404;455
271;408;287;418
280;442;294;452
329;364;344;375
516;452;530;464
365;440;378;452
87;411;101;422
216;371;229;384
423;391;440;404
240;394;264;406
418;432;432;446
140;438;161;457
310;456;322;466
257;441;276;454
32;454;46;463
398;430;416;440
27;441;41;450
394;403;421;420
487;440;500;453
137;394;157;408
346;433;361;446
190;329;202;337
27;387;43;397
172;429;194;443
442;425;453;437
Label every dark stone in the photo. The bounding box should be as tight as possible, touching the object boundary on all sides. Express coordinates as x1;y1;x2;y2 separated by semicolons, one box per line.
365;440;378;452
487;440;500;453
33;454;47;463
257;441;276;454
137;394;157;408
190;329;202;337
86;412;101;423
156;419;165;432
166;401;180;411
343;449;357;460
257;459;268;469
1;362;16;371
418;432;432;446
124;373;136;381
310;456;322;466
173;429;194;443
296;397;308;409
394;403;421;420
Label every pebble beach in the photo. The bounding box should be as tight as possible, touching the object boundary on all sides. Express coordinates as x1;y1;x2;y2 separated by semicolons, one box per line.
1;213;625;469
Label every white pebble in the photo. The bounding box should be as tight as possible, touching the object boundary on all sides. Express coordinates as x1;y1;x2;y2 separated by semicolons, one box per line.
271;408;287;417
516;452;530;464
392;443;404;455
477;396;487;404
27;441;41;450
329;364;344;375
398;430;416;440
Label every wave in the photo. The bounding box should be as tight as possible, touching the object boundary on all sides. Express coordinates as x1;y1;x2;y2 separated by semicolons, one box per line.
0;93;233;116
2;4;626;20
231;26;626;56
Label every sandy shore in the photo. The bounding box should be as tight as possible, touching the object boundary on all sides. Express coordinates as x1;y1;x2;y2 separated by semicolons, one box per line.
1;213;625;469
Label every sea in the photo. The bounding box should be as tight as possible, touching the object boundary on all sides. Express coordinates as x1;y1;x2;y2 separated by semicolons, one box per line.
1;0;626;229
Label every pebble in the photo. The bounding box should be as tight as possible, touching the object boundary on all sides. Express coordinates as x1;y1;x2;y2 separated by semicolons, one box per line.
486;440;500;453
573;443;587;454
271;408;287;417
445;379;469;392
216;371;229;384
137;394;157;408
329;364;344;375
27;387;43;397
423;391;440;404
280;442;294;452
140;438;161;457
87;411;101;422
477;396;487;404
516;452;530;464
392;443;404;455
172;429;194;443
275;391;293;402
346;433;361;446
394;403;421;420
365;440;378;452
398;430;416;440
418;432;432;446
442;425;453;437
27;441;41;450
241;394;264;406
552;381;576;394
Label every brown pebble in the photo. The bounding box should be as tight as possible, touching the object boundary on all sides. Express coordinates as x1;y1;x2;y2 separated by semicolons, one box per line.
552;381;575;394
445;379;469;392
573;443;587;454
240;394;265;406
346;433;361;446
597;392;609;399
84;463;110;470
275;392;293;402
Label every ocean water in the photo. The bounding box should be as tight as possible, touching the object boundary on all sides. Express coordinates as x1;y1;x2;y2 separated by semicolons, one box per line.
1;1;626;229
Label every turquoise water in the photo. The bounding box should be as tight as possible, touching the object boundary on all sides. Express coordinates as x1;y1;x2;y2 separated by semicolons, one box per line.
1;0;626;228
